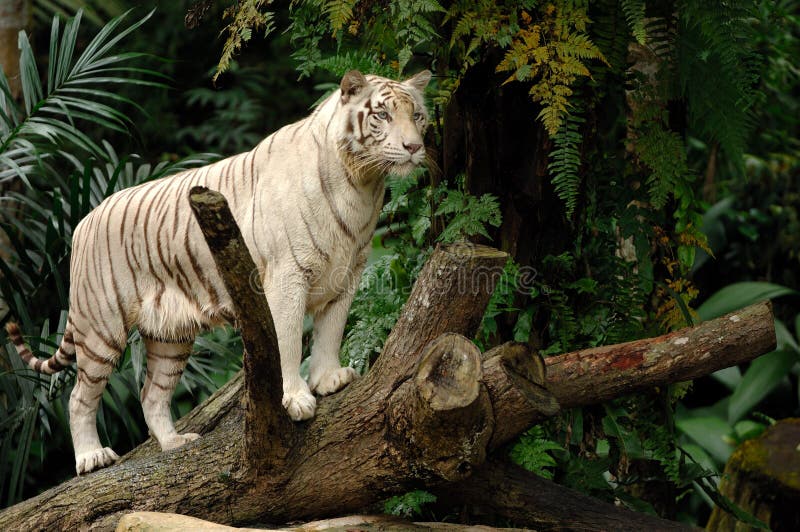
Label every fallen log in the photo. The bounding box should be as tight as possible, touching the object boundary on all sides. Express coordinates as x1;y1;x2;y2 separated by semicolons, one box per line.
0;188;776;531
481;300;776;450
546;301;776;409
434;458;694;531
438;302;775;529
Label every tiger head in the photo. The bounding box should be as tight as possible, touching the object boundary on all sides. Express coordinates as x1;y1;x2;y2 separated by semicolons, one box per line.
338;69;432;179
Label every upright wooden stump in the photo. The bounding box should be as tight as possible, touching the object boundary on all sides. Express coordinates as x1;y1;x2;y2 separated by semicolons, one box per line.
707;419;800;531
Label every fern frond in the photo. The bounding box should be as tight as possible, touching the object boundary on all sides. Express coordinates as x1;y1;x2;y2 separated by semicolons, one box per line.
677;1;759;174
215;0;275;82
496;0;606;136
548;113;585;218
324;0;357;33
314;51;395;79
635;125;690;209
621;0;646;44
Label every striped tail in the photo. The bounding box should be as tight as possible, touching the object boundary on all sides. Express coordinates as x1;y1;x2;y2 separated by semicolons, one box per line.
4;322;76;374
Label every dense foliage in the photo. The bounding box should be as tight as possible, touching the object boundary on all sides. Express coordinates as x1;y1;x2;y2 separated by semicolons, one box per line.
0;0;798;528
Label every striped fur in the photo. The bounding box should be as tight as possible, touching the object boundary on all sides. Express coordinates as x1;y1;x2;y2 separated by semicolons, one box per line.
6;69;432;475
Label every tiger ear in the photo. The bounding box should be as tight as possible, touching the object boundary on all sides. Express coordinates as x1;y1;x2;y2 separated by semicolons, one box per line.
340;70;369;104
405;69;432;92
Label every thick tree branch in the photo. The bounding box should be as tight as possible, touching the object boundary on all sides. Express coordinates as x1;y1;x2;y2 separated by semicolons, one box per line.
546;300;776;409
188;186;292;469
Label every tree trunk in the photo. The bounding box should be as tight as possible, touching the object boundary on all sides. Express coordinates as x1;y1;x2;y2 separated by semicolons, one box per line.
0;190;776;531
442;53;562;268
706;418;800;531
0;0;29;100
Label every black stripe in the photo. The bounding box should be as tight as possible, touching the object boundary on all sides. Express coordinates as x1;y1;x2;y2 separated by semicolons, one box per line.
300;209;330;262
123;242;144;304
289;122;302;142
46;356;66;371
74;341;114;366
184;228;221;307
57;347;77;362
249;148;258;196
282;221;314;280
105;198;130;331
148;379;171;391
318;151;355;242
78;367;107;384
118;190;133;245
79;280;124;353
146;350;192;362
19;348;33;363
67;317;85;338
173;172;194;240
325;106;337;137
76;396;94;409
141;186;170;308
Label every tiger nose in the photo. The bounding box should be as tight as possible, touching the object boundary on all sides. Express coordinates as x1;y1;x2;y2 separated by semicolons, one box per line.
404;142;422;154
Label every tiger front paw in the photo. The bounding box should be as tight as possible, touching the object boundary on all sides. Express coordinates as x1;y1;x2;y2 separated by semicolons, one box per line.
309;366;358;396
282;387;317;421
76;447;119;475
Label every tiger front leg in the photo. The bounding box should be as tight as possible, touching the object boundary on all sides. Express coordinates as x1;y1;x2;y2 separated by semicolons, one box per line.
268;280;317;421
308;281;359;396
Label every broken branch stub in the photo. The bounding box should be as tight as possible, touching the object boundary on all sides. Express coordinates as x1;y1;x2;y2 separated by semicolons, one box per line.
480;342;559;450
388;333;493;481
188;186;293;469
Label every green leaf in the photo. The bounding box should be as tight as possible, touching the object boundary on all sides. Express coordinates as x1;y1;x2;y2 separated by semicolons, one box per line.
676;414;734;464
775;318;799;352
710;366;741;392
728;349;797;423
697;282;798;321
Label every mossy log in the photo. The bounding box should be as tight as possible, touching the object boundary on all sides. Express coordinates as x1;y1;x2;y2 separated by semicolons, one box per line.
435;457;693;531
706;418;800;531
0;190;777;531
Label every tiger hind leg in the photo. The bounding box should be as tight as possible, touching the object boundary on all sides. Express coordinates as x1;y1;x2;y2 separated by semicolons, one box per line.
141;337;200;451
71;337;121;475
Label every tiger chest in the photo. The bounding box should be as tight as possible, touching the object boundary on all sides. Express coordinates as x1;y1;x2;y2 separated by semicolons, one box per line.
308;207;380;309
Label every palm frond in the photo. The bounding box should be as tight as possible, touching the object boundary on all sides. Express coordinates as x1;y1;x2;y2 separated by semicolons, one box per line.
0;9;164;185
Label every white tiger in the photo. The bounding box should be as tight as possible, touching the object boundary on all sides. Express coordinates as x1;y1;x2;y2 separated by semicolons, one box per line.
5;69;432;475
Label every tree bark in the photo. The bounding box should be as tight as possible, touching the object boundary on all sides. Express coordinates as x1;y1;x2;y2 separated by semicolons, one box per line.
0;190;776;530
117;511;523;531
476;300;775;452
